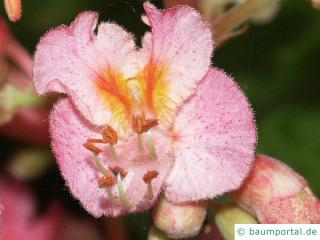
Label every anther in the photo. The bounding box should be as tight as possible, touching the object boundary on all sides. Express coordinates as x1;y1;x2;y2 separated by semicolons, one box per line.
83;142;103;155
109;166;127;178
143;170;159;184
132;113;158;134
87;138;107;144
102;125;119;160
98;176;117;203
102;125;118;145
143;170;159;200
132;113;158;154
99;176;117;188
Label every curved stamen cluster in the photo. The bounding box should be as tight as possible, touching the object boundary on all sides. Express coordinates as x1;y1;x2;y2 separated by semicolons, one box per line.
132;113;158;134
132;113;158;159
83;117;160;208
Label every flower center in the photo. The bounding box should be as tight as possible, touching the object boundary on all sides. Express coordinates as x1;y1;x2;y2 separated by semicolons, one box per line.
83;115;159;208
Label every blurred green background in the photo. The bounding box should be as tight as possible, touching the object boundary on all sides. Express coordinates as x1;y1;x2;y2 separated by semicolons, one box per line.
0;0;319;238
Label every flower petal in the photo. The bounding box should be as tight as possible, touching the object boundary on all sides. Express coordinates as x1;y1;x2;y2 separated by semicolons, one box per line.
0;178;59;240
34;12;137;130
164;68;256;202
50;98;173;217
140;2;213;126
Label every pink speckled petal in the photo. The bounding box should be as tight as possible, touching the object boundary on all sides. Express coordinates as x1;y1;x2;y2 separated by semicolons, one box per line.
34;12;137;126
164;68;256;202
141;2;213;126
50;99;173;217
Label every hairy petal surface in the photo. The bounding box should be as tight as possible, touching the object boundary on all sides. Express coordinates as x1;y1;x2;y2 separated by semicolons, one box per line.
139;2;213;126
50;99;173;217
165;68;256;202
34;12;137;129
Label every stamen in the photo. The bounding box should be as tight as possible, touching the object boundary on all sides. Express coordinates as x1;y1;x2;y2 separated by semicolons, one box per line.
84;142;103;155
94;155;111;177
100;125;119;160
132;113;158;134
143;170;159;200
98;176;117;203
143;170;159;184
109;166;127;178
109;145;119;161
87;138;106;144
146;131;157;159
117;174;132;209
102;125;118;145
136;133;144;153
99;176;117;188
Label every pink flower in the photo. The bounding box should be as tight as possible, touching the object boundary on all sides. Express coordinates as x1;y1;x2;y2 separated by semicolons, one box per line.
33;3;256;216
0;177;59;240
231;154;320;223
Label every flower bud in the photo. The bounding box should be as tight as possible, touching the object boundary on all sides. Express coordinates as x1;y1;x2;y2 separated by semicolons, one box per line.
249;0;281;23
8;148;52;180
0;83;44;125
153;196;207;239
215;204;258;240
231;154;320;223
312;0;320;10
4;0;22;22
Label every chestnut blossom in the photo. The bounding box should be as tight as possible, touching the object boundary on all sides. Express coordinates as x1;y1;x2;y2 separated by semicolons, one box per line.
33;2;256;216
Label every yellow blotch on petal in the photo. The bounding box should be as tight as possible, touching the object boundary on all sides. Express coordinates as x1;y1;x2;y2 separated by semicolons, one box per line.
137;62;177;127
95;62;177;136
95;69;134;136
